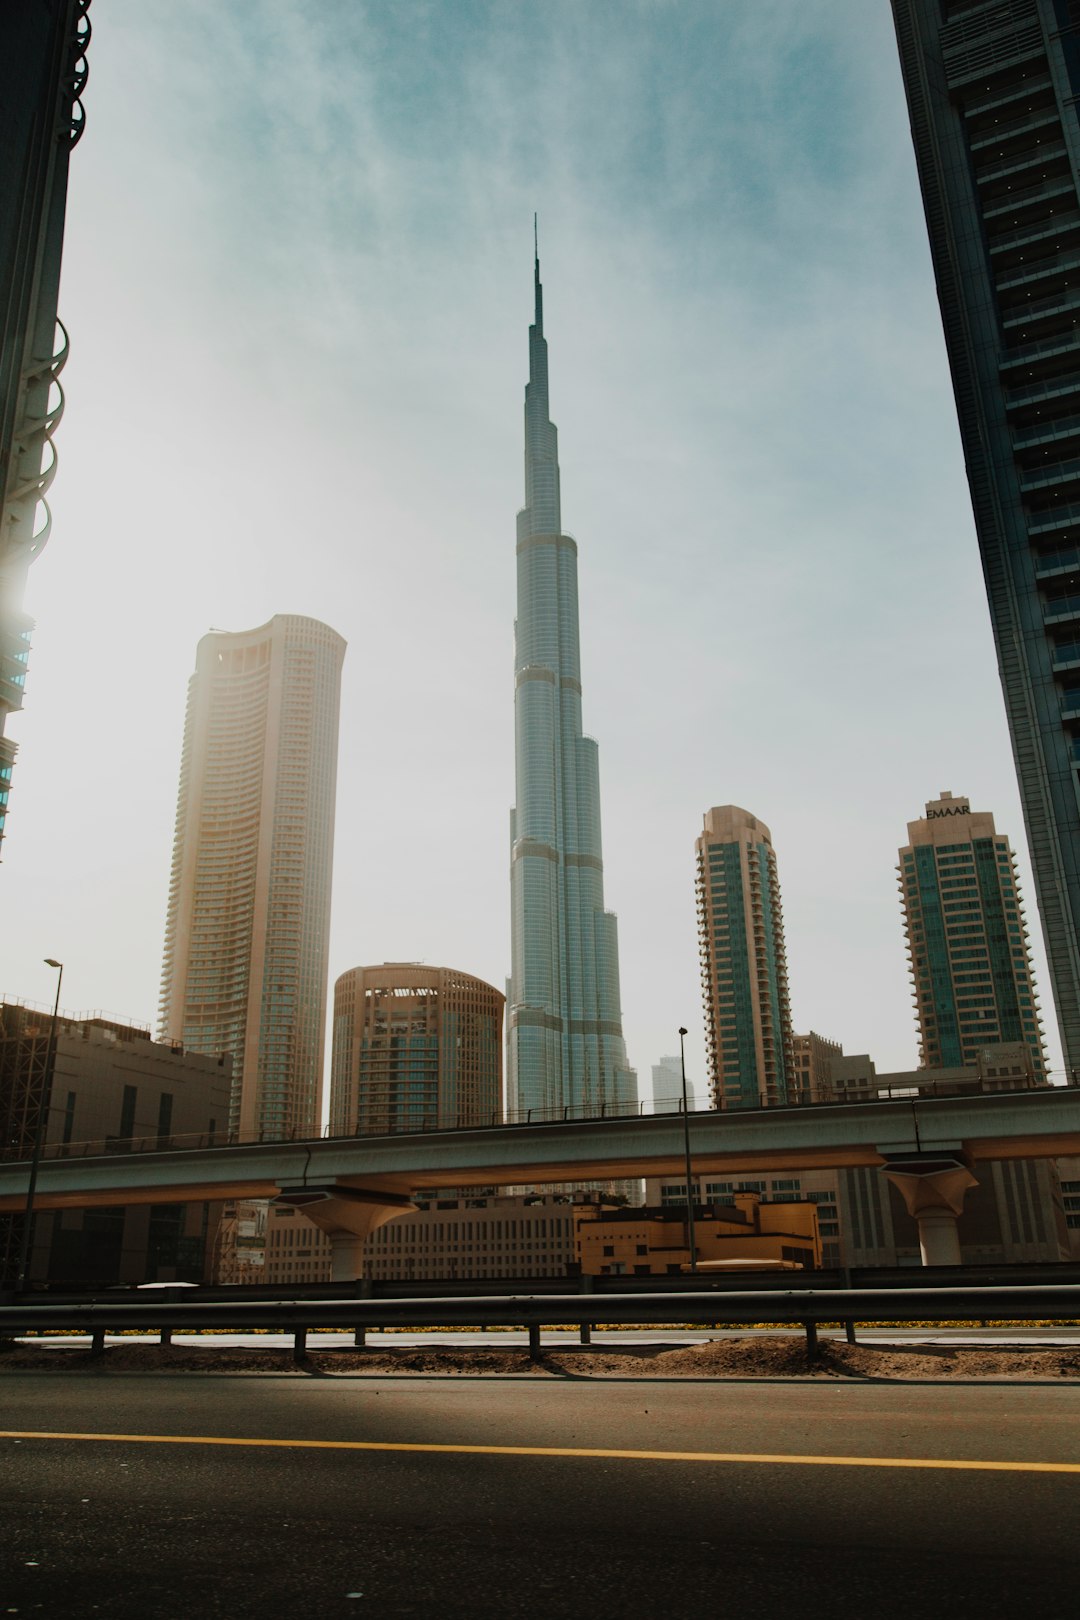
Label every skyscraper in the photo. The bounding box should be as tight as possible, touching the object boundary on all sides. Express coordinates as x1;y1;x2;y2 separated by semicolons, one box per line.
696;805;794;1109
890;1;1080;1078
0;1;90;855
651;1054;695;1114
330;962;504;1135
898;791;1047;1078
507;243;637;1119
159;614;346;1140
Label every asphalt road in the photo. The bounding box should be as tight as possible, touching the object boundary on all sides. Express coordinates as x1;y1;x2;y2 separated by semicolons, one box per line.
4;1374;1080;1619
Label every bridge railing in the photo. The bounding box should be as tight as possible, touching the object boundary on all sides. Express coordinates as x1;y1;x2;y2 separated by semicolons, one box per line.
4;1077;1076;1164
2;1283;1079;1363
2;1100;655;1162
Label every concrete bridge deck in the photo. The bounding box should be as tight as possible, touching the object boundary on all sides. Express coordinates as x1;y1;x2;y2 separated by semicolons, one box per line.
5;1088;1079;1274
2;1087;1079;1209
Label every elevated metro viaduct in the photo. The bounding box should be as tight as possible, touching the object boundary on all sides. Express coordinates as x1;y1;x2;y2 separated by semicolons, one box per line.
3;1089;1080;1277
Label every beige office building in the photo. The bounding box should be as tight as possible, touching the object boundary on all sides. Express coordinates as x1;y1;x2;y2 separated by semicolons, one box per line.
330;963;503;1136
159;615;345;1142
790;1031;843;1105
364;1192;603;1281
696;806;794;1109
0;1001;231;1287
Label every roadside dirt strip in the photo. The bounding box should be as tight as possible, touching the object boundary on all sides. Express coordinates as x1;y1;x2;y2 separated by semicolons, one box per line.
4;1336;1080;1377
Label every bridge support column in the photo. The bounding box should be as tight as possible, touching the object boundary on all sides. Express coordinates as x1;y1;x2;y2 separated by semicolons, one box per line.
881;1156;978;1267
327;1232;368;1283
272;1185;416;1282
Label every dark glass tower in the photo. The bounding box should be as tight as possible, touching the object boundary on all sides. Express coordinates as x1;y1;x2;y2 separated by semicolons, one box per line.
891;0;1080;1077
507;245;637;1118
0;0;90;856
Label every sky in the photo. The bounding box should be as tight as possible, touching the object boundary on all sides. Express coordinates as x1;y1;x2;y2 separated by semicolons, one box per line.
0;0;1064;1105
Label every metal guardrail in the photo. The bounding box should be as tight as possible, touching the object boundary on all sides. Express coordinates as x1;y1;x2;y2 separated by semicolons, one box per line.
26;1260;1080;1306
2;1284;1079;1364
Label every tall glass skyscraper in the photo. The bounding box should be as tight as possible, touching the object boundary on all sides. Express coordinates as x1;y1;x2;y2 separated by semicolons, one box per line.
507;248;636;1119
159;615;345;1141
890;0;1080;1079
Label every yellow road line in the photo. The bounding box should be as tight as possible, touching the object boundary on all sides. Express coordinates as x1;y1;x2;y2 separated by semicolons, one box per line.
2;1430;1079;1474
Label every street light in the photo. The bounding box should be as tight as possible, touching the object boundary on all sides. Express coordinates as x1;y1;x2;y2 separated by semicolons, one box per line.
678;1026;697;1273
15;959;63;1293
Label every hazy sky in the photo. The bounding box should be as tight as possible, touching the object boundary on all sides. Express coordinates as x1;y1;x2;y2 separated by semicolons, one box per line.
1;0;1064;1104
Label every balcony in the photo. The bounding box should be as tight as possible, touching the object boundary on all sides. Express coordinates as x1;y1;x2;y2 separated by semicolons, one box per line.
982;176;1077;226
963;74;1053;124
976;140;1067;191
1003;289;1080;334
998;251;1080;304
1019;456;1080;494
1035;544;1080;577
970;105;1059;154
1052;641;1080;671
1044;594;1080;624
1000;329;1080;371
989;209;1080;260
1027;500;1080;537
1006;369;1080;412
1013;411;1080;451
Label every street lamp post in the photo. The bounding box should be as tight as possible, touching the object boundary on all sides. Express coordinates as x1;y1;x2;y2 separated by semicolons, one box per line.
678;1026;697;1273
15;959;63;1294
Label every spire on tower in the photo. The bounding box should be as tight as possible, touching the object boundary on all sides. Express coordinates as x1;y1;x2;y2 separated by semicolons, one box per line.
533;213;542;332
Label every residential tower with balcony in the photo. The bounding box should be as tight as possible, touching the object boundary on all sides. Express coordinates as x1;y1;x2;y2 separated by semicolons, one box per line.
696;805;794;1109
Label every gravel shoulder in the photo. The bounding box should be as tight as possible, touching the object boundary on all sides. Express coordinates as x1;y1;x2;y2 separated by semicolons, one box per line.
3;1337;1080;1378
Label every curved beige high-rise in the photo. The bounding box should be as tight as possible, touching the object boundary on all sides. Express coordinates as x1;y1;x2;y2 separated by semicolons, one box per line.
330;963;504;1136
159;615;346;1141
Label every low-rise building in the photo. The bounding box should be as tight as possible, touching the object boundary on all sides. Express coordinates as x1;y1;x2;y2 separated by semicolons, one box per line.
822;1043;1039;1103
578;1194;821;1276
232;1191;613;1286
0;1001;231;1287
1058;1158;1080;1259
645;1172;843;1266
365;1192;607;1281
790;1032;842;1104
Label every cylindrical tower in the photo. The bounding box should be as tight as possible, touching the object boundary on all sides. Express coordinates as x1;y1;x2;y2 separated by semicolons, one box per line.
330;963;504;1135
